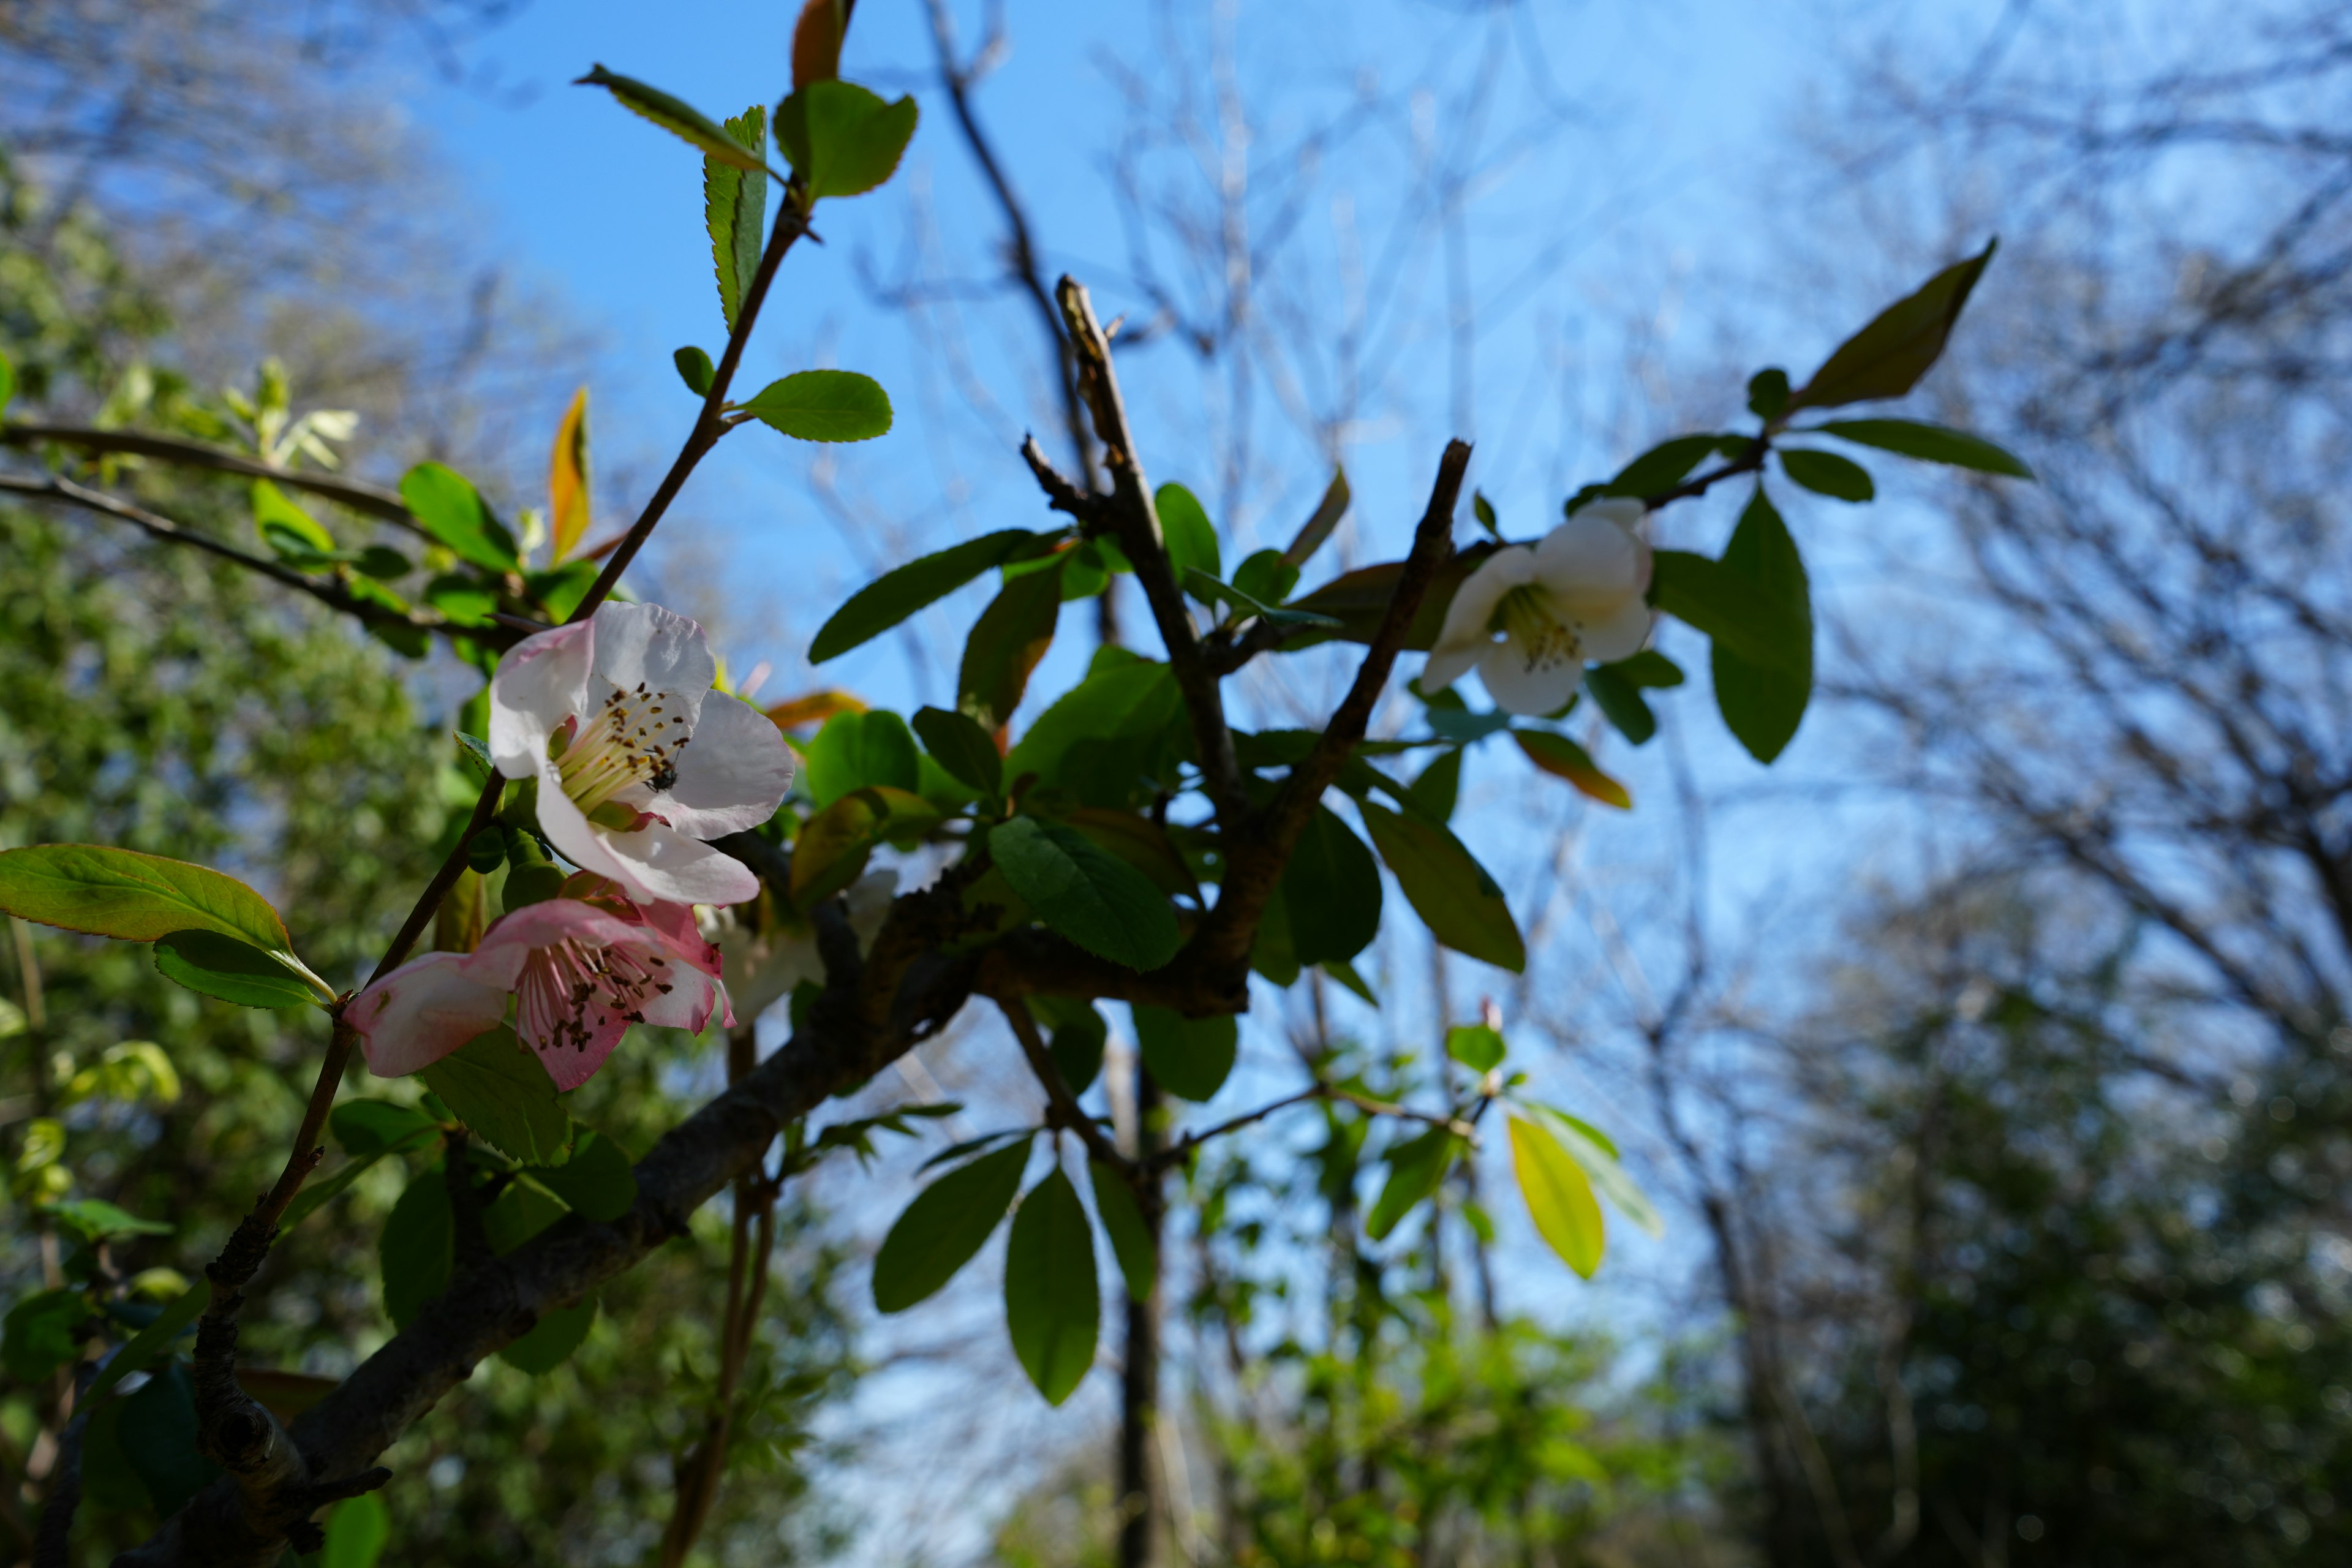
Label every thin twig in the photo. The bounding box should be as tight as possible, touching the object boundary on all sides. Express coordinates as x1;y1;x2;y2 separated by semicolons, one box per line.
0;423;428;535
999;997;1134;1175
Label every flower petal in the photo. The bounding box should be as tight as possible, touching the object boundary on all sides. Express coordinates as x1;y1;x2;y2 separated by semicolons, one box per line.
587;603;715;718
1579;594;1655;664
596;820;760;905
1477;638;1584;717
1531;510;1643;601
1423;548;1533;693
1573;497;1646;535
488;619;595;777
526;1011;631;1093
657;694;796;839
347;954;510;1079
531;757;646;889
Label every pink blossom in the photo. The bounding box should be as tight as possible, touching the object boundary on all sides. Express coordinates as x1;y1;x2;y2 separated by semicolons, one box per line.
347;892;730;1091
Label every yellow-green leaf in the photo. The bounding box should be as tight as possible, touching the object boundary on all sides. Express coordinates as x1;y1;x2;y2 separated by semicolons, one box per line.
0;845;288;951
1510;1115;1605;1278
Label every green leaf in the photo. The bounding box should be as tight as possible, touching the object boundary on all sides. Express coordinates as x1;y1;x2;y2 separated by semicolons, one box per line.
0;845;289;951
1155;482;1222;600
80;1285;203;1408
1003;1169;1099;1406
810;529;1038;663
992;817;1180;971
959;564;1063;730
1512;731;1631;810
801;709;920;809
252;479;333;552
872;1138;1032;1313
46;1198;171;1245
706;105;769;332
1446;1022;1506;1072
1787;239;1997;412
153;929;315;1009
576;65;766;172
482;1177;568;1254
399;462;519;572
739;369;893;443
1032;997;1107;1094
774;79;920;200
1778;448;1875;502
674;345;717;397
3;1288;83;1382
380;1167;453;1330
119;1360;221;1517
1510;1115;1605;1278
1321;959;1379;1007
1582;664;1656;745
1184;568;1341;628
1609;649;1686;688
913;706;1003;796
1747;368;1791;420
0;349;13;417
1710;489;1813;764
1281;467;1351;568
1359;802;1525;973
320;1491;391;1568
1280;807;1383;967
1604;433;1727;500
1132;1006;1238;1102
789;788;885;907
1229;548;1299;608
1814;418;2034;478
1366;1128;1461;1241
1003;659;1184;791
282;1135;429;1233
531;1129;636;1223
498;1296;597;1374
1646;550;1807;673
1528;1106;1665;1238
1403;748;1461;823
1088;1161;1156;1305
417;1027;570;1165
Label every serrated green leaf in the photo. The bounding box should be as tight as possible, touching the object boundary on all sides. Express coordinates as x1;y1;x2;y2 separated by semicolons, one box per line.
1709;489;1812;764
993;817;1180;972
1779;448;1875;502
576;65;765;172
775;79;919;200
153;929;315;1009
913;705;1004;796
1814;418;2034;478
706;105;770;332
810;529;1038;663
1004;1169;1099;1406
1359;803;1525;973
873;1139;1031;1313
417;1027;570;1165
740;369;892;443
1132;1006;1238;1102
1088;1161;1156;1304
1280;806;1383;967
0;845;289;951
1366;1127;1460;1240
399;462;519;572
1510;1115;1605;1278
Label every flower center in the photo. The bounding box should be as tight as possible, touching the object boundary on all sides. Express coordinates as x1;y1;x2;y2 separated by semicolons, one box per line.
550;680;692;821
1490;585;1581;673
514;933;676;1055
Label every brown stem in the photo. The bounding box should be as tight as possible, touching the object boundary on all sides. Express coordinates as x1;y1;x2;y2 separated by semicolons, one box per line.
0;423;427;535
995;992;1133;1174
1118;1069;1166;1568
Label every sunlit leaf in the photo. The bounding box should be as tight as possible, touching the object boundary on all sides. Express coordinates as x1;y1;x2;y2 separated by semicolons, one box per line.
810;530;1039;664
575;65;764;172
739;369;892;443
0;845;289;951
548;386;591;561
153;929;315;1009
775;79;919;200
1510;1115;1605;1278
801;709;920;809
400;462;519;573
704;106;769;334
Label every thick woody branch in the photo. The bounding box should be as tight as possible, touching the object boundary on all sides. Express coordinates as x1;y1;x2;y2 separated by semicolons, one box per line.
1054;276;1248;827
0;473;516;651
0;423;426;535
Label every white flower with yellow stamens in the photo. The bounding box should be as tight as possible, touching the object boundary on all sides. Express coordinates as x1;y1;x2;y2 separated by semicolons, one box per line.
1421;498;1654;715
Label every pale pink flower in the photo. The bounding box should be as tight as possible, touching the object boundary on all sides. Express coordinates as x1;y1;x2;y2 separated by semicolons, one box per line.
348;892;729;1090
1422;499;1654;715
489;602;794;907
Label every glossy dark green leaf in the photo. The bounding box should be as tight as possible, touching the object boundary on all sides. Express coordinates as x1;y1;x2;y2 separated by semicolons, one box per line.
1031;996;1108;1094
153;928;314;1009
1747;368;1791;420
498;1296;597;1374
1132;1006;1239;1102
1583;664;1656;746
774;79;919;200
1088;1161;1156;1305
531;1129;637;1223
1004;1169;1099;1406
1779;448;1875;502
379;1168;452;1330
1446;1022;1506;1072
1359;802;1525;973
1403;748;1462;823
399;461;518;572
417;1027;570;1166
1710;489;1813;764
0;844;288;951
801;709;921;809
739;369;892;443
1155;482;1221;601
673;345;716;396
1366;1127;1461;1240
872;1139;1031;1313
913;705;1003;796
1814;418;2034;478
1604;433;1727;500
1280;806;1384;967
119;1360;221;1517
958;562;1063;730
1787;239;1997;412
1646;550;1807;673
992;817;1180;972
2;1288;83;1382
575;65;764;171
810;530;1038;663
706;105;769;332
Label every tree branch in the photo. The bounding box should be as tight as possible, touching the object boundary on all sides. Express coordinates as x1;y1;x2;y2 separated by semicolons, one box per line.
0;423;428;535
993;992;1133;1175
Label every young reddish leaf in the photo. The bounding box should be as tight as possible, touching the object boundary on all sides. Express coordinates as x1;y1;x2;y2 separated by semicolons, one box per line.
1513;730;1632;810
791;0;845;86
764;688;869;733
548;386;591;562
